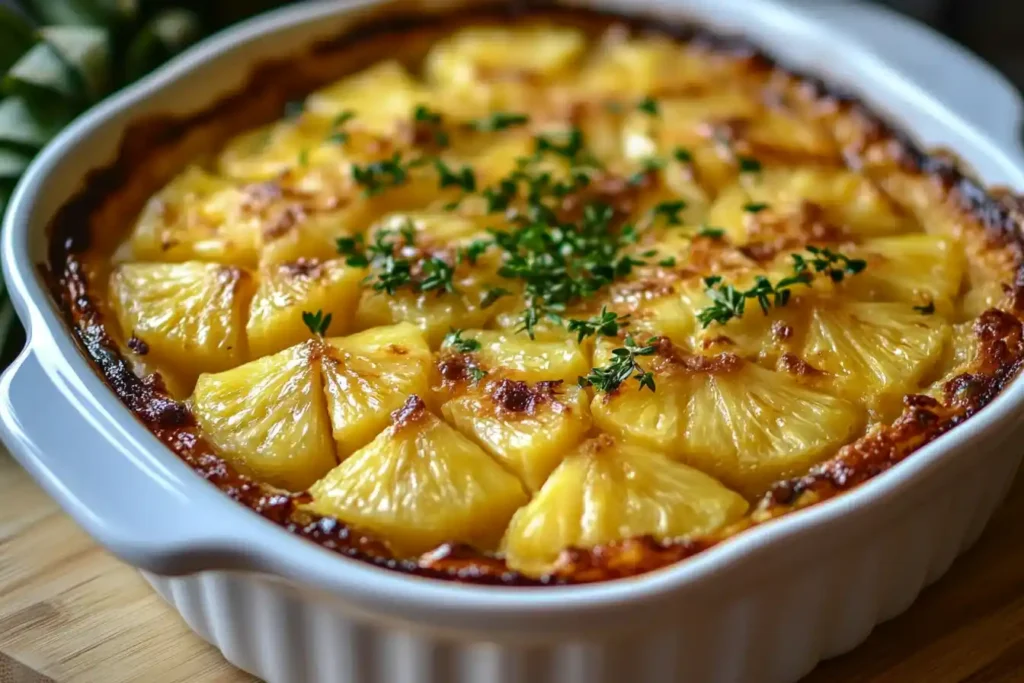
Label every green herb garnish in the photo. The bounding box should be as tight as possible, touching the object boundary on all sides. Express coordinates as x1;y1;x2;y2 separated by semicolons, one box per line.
650;200;687;226
738;155;762;173
791;245;867;283
302;309;332;336
914;301;936;315
434;158;476;193
481;287;512;309
743;202;769;213
413;104;449;147
325;110;355;144
673;147;693;164
471;112;529;132
637;96;659;116
579;334;657;393
443;329;481;353
284;99;305;120
351;153;410;196
566;307;630;343
696;225;726;239
534;128;585;160
469;366;488;384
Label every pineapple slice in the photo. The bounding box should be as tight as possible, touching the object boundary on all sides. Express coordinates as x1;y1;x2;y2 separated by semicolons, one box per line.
354;285;495;348
128;166;261;266
677;274;804;361
802;301;950;418
217;115;350;182
501;435;748;576
258;206;372;266
926;322;978;399
576;37;745;97
426;25;584;88
442;379;591;491
592;357;865;496
469;330;591;383
305;61;429;136
707;168;907;245
846;234;965;313
307;396;528;556
192;341;337;491
424;26;585;119
247;259;365;359
321;323;433;459
109;261;252;387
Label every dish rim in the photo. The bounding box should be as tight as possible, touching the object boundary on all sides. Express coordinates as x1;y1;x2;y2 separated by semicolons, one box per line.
4;0;1024;619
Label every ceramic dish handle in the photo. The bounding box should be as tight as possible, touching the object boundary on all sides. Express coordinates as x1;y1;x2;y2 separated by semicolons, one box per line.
807;1;1024;158
0;347;254;575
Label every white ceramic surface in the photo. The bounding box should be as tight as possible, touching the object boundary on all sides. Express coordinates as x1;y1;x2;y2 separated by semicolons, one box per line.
1;2;1023;682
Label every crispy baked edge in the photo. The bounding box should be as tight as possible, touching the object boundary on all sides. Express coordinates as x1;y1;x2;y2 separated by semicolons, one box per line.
46;3;1024;585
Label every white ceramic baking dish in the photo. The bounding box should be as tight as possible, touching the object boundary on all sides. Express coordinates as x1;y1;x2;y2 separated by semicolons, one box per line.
2;1;1023;682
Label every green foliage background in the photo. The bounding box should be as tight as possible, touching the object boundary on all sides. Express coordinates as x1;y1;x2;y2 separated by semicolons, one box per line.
0;0;293;365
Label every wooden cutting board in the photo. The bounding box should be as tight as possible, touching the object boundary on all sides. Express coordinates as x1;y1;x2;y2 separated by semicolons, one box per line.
2;447;1024;683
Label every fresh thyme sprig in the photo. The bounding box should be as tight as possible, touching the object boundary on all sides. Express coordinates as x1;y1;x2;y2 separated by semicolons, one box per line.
470;112;530;132
637;95;659;116
351;152;411;196
565;307;630;343
302;309;332;336
335;222;457;296
649;200;686;227
442;328;481;353
413;104;449;147
579;334;657;393
695;246;868;327
914;300;936;315
325;110;355;145
792;245;867;283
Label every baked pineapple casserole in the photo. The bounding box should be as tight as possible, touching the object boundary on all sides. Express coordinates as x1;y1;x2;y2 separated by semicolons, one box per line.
52;9;1024;583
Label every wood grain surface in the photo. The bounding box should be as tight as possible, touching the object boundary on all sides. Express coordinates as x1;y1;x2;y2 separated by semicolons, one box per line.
1;448;1022;683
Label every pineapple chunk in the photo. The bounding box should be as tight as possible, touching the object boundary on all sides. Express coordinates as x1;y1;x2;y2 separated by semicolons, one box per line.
307;396;528;556
305;61;429;136
926;322;977;398
424;26;584;118
217;116;349;182
592;357;865;496
802;301;950;418
247;259;364;359
128;166;260;266
354;286;495;348
577;37;744;97
192;341;337;491
109;261;252;387
469;331;590;383
502;435;748;576
677;274;805;361
258;207;372;266
426;26;584;88
321;323;432;459
847;234;966;313
442;379;591;491
707;168;907;245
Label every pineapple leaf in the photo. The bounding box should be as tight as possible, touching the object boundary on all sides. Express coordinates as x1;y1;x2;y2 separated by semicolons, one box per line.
0;147;31;181
41;25;111;102
0;96;76;152
5;40;82;103
0;8;36;74
27;0;112;26
124;9;202;83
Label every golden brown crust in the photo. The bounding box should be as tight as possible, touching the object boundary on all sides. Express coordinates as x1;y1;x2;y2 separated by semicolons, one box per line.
46;4;1024;585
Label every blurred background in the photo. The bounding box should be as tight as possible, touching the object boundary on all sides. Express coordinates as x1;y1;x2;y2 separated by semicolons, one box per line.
870;0;1023;89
